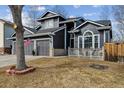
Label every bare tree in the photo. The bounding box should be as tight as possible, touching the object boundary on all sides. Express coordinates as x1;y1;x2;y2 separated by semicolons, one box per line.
112;5;124;41
26;5;46;28
9;5;27;70
27;6;40;28
99;5;110;20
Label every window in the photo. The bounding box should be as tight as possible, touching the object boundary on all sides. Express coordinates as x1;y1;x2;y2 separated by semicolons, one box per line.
94;36;98;48
79;37;82;48
45;19;54;28
84;32;92;48
70;39;74;48
84;37;92;48
105;31;109;42
78;31;99;49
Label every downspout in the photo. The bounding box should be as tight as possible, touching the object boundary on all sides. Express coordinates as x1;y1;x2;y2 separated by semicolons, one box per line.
64;24;67;55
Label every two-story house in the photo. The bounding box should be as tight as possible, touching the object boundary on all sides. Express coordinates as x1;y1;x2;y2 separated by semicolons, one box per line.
11;11;67;56
10;11;112;57
0;19;14;54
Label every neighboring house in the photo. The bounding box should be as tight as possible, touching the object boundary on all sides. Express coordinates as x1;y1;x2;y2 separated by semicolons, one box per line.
10;11;112;57
0;19;14;54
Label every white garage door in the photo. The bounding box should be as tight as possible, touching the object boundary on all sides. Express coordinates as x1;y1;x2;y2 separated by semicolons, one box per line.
13;41;34;55
37;40;50;56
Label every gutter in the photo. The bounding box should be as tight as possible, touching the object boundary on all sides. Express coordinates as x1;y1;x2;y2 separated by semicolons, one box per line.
97;26;111;30
7;32;54;40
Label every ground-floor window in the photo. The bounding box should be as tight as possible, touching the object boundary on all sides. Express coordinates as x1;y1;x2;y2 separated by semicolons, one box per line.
94;35;98;48
78;31;99;49
70;38;74;48
84;36;92;48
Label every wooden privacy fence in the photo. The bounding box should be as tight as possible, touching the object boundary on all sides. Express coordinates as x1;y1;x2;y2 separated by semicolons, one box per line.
104;43;124;62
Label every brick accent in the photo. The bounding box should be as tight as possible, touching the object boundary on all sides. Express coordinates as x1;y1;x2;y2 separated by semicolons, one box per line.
0;47;11;54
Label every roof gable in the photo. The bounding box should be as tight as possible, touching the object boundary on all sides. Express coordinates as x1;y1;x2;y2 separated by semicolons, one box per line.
41;11;58;18
37;11;65;21
73;20;105;30
38;11;59;19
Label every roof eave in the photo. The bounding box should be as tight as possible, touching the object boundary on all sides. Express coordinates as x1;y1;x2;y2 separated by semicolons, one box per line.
97;26;111;30
37;15;59;21
68;30;79;33
9;32;54;40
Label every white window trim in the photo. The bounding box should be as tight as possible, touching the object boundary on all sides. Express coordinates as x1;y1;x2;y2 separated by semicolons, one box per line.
83;30;94;48
94;34;100;48
78;30;100;49
78;36;83;49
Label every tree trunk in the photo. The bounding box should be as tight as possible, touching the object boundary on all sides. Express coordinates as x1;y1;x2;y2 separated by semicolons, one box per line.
9;5;27;70
16;27;27;70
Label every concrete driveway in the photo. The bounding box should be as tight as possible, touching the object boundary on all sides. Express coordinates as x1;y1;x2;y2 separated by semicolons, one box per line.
0;55;42;68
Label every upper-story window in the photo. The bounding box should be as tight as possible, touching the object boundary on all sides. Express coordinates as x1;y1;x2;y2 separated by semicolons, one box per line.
45;19;54;29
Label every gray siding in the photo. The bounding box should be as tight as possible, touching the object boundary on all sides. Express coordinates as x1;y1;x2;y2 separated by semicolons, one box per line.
53;29;66;56
53;29;65;49
54;18;59;27
80;23;100;34
99;31;104;48
74;23;101;48
4;24;15;48
0;22;4;47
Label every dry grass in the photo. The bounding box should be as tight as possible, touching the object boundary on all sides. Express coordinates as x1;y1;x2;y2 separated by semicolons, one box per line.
0;56;124;88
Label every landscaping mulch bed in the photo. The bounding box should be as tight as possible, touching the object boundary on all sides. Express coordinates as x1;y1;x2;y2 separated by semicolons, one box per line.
6;66;35;75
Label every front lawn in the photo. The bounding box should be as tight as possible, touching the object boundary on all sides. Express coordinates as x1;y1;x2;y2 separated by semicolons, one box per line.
0;57;124;88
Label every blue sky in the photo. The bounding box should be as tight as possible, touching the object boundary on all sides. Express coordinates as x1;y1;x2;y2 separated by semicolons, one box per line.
0;5;120;40
0;5;116;31
0;5;113;21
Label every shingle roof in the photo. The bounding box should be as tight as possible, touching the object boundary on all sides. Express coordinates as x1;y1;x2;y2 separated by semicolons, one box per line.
24;26;37;33
66;17;82;21
59;17;85;24
36;26;65;34
0;19;13;25
94;20;111;26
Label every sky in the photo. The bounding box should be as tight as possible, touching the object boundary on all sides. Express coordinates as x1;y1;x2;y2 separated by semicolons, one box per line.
0;5;114;21
0;5;119;40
